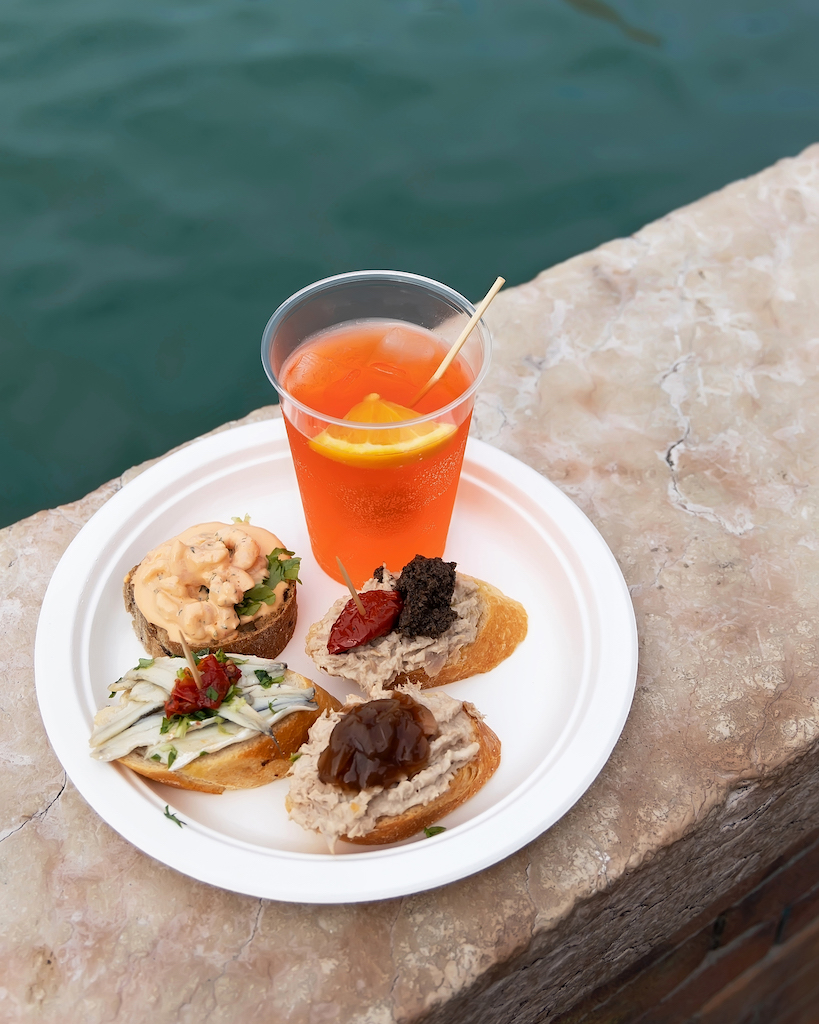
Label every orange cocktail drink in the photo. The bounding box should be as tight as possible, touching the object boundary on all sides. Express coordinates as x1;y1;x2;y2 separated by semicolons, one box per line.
261;272;491;586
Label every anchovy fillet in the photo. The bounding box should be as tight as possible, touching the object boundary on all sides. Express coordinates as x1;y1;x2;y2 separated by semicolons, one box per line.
89;656;314;770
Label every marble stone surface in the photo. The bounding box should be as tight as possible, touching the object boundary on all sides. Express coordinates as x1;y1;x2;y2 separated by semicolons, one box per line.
3;144;819;1022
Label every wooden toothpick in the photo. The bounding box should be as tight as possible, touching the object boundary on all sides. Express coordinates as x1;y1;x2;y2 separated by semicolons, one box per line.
410;276;505;407
177;631;203;689
336;557;366;615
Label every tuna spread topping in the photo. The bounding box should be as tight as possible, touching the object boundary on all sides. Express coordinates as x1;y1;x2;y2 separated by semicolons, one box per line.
306;560;481;694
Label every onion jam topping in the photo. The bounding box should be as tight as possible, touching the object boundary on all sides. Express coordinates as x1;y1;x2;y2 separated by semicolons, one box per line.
317;692;439;791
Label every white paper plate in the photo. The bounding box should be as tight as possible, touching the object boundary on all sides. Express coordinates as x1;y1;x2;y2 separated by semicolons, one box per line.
35;419;637;903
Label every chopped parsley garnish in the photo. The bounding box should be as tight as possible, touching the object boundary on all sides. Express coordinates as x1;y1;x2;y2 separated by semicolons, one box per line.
160;706;224;736
254;668;284;689
423;826;447;838
224;684;242;703
167;747;178;769
289;752;302;762
136;657;154;670
206;686;219;702
192;648;229;664
176;667;189;680
109;692;116;699
164;805;184;827
150;754;161;761
235;548;301;617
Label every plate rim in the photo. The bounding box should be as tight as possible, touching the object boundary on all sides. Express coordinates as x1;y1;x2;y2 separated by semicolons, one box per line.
34;419;637;902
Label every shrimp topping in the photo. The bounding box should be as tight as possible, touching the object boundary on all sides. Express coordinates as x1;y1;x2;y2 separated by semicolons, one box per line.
132;522;290;645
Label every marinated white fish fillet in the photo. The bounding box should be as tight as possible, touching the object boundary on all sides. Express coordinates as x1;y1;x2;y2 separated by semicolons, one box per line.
89;654;317;771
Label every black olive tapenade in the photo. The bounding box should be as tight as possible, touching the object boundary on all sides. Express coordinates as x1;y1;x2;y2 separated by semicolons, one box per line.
395;555;457;639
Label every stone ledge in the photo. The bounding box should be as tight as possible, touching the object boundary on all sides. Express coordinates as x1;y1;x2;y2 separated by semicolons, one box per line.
2;144;819;1022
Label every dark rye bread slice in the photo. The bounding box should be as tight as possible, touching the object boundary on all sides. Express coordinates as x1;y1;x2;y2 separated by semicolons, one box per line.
123;566;298;660
118;673;341;794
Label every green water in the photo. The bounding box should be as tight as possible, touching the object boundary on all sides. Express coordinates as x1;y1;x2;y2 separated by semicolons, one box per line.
2;0;818;526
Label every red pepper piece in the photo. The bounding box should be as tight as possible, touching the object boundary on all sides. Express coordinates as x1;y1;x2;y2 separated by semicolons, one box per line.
327;590;404;654
164;654;235;717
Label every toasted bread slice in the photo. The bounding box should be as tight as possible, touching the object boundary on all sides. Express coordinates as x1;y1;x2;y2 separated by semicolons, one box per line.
305;572;527;695
124;566;298;661
286;688;501;847
117;675;340;795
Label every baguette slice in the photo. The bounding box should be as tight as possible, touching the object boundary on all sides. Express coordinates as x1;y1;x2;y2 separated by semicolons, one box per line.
124;566;298;661
286;688;501;847
117;672;340;795
305;572;527;695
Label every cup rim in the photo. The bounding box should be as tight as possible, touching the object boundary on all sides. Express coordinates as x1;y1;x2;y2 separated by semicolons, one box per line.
260;270;493;429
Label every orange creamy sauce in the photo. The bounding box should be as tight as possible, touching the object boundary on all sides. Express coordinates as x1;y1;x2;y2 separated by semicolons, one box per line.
132;522;287;645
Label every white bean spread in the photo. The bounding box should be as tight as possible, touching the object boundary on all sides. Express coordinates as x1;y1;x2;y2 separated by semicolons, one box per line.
305;568;481;696
287;686;480;851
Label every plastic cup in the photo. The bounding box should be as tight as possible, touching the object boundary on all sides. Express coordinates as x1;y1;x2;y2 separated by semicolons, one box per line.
261;270;492;586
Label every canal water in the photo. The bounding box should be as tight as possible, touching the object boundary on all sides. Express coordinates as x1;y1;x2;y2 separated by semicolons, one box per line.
1;0;818;526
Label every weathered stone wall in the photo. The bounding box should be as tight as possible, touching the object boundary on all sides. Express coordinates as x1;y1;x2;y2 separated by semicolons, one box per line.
2;145;819;1022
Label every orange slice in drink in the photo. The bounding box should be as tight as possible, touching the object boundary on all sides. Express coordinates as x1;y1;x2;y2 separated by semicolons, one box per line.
309;393;457;468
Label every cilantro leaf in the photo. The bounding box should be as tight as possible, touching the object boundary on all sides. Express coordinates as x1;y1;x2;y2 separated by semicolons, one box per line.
267;548;302;586
164;805;184;827
235;584;277;618
254;669;284;689
235;549;301;617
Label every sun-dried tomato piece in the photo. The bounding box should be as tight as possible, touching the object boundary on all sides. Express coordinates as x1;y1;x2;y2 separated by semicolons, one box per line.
164;654;234;717
327;590;404;654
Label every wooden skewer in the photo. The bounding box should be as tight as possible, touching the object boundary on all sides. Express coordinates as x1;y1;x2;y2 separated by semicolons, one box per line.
336;556;366;615
409;276;505;408
177;631;203;689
